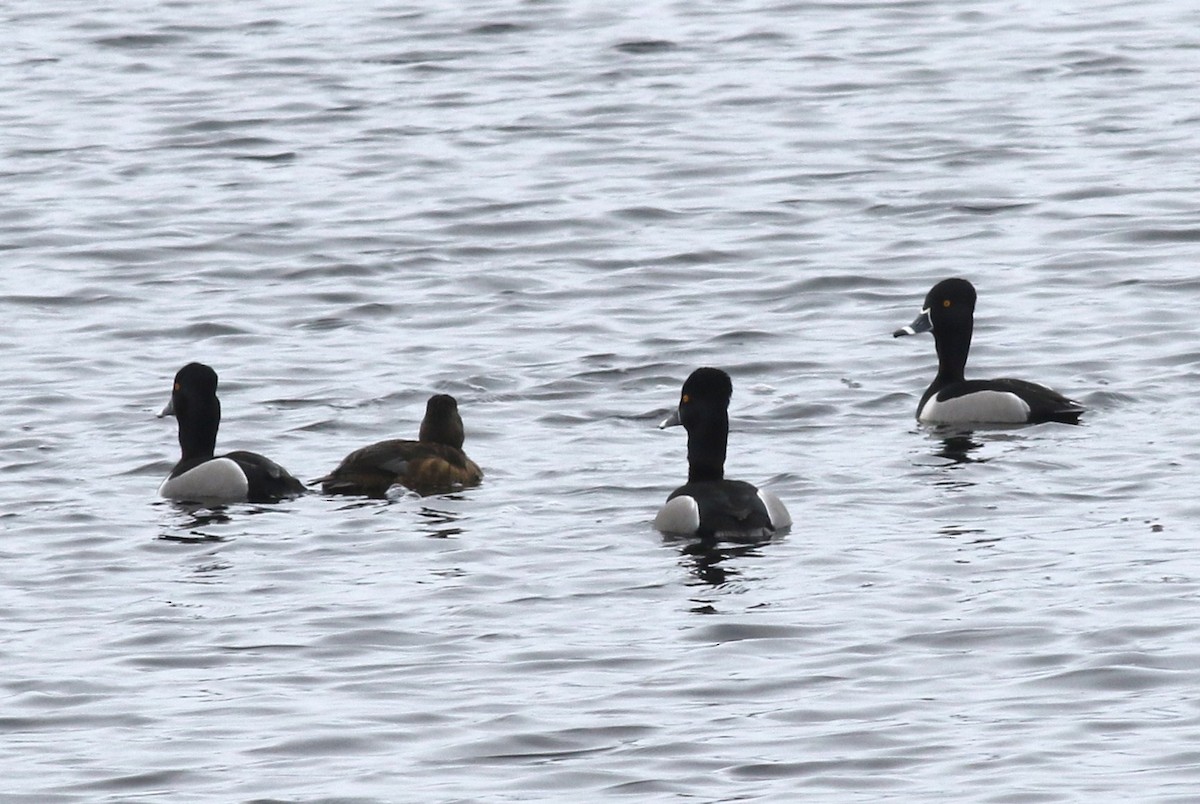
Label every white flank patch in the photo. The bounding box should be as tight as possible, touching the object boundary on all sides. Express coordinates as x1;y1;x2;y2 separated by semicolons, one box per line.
653;495;700;535
919;390;1030;424
159;457;250;502
759;489;792;530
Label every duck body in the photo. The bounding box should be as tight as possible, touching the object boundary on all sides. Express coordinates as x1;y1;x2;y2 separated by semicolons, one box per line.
916;378;1081;425
158;362;305;504
319;394;482;498
655;479;790;541
894;278;1084;426
655;367;790;541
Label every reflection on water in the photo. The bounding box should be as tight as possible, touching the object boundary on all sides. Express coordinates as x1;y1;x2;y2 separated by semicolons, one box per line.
158;503;234;543
664;532;778;589
938;523;996;544
416;503;464;538
158;531;230;544
156;501;297;543
191;559;234;578
931;430;986;465
941;524;1001;553
923;430;985;492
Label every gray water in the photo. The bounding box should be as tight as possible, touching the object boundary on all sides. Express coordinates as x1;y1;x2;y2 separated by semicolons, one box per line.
4;0;1200;801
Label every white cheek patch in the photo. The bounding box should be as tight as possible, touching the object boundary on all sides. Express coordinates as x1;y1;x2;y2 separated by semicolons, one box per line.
758;489;792;530
159;457;250;502
919;390;1031;424
653;495;700;535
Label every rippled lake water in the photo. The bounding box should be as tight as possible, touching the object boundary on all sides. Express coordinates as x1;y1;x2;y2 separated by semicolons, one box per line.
4;0;1200;801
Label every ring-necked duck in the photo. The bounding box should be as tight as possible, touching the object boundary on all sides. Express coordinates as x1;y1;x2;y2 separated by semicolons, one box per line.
158;362;305;503
654;367;791;540
317;394;483;498
893;278;1085;425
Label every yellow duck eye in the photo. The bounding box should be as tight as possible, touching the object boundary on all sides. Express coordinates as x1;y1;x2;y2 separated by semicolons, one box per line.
942;299;952;308
681;394;690;404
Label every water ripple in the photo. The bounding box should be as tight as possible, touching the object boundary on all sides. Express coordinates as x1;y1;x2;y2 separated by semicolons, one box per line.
3;0;1200;800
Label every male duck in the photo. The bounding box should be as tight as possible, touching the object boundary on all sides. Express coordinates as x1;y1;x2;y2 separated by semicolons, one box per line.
654;367;791;540
893;278;1085;425
158;362;305;503
318;394;483;498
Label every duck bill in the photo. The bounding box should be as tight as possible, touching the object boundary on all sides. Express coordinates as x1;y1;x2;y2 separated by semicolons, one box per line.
893;308;933;338
658;408;682;429
158;399;175;418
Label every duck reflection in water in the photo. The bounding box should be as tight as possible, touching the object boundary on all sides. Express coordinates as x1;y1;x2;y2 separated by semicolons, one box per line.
158;503;236;543
328;487;469;537
663;530;778;588
415;503;465;539
932;430;986;465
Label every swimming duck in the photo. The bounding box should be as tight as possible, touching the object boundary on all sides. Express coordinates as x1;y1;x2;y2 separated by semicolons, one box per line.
654;367;791;540
893;278;1085;424
318;394;483;498
158;362;305;503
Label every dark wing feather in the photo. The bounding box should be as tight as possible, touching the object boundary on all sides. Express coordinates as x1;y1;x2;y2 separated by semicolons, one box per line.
224;450;305;502
990;378;1084;424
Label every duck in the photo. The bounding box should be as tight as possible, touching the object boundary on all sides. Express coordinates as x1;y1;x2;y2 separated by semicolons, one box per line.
158;362;305;503
654;367;791;540
893;278;1085;425
317;394;483;498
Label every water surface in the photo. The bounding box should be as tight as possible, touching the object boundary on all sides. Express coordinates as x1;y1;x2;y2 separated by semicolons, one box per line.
3;1;1200;801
